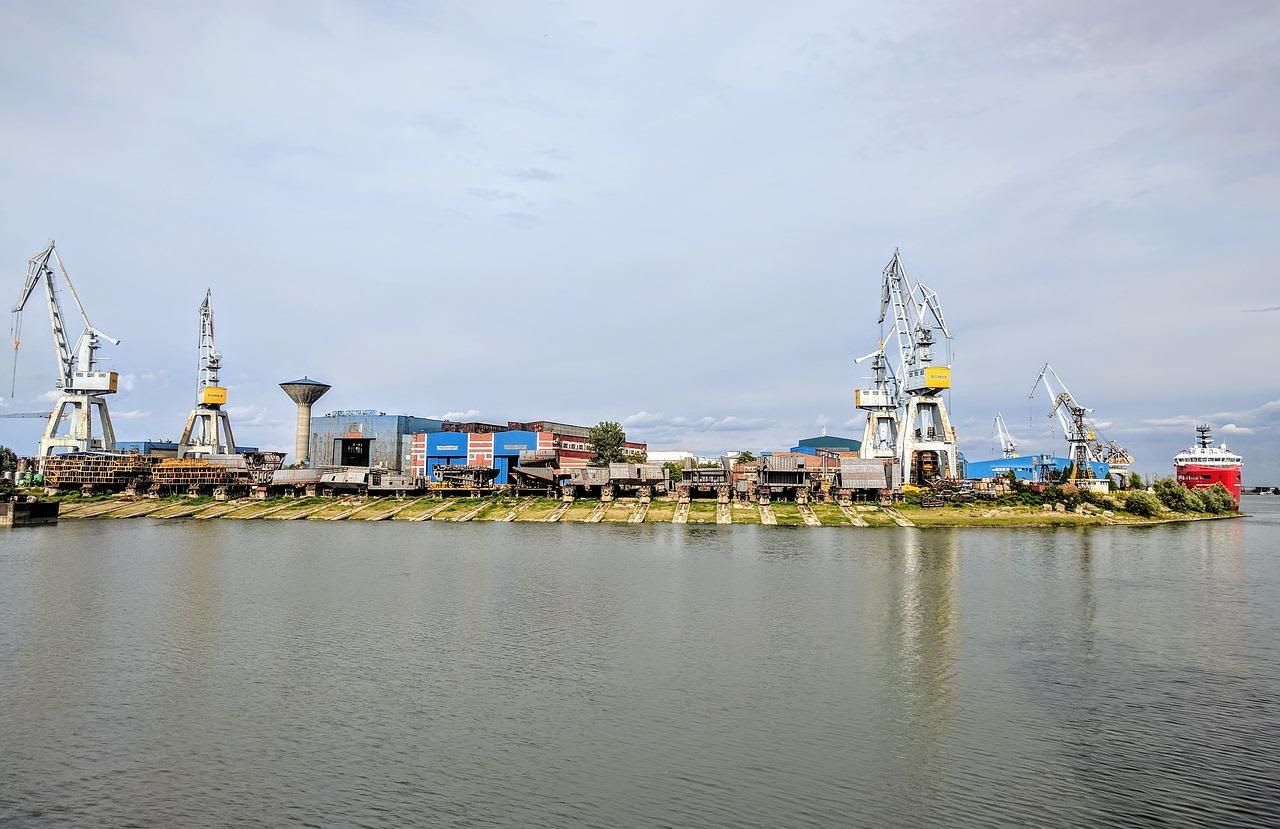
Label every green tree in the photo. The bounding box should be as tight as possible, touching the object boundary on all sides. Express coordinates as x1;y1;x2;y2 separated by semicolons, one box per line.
1128;471;1144;490
0;445;17;476
661;459;685;481
735;450;756;464
587;421;628;466
1124;490;1161;517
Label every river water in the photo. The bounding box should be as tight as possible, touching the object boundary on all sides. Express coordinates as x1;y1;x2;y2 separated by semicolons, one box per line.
2;499;1278;827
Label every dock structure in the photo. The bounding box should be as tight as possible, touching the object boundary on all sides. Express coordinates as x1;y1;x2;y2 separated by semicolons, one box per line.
678;457;733;504
0;499;58;527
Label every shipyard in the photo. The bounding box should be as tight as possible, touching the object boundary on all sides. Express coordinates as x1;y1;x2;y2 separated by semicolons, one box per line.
0;243;1245;528
4;5;1278;828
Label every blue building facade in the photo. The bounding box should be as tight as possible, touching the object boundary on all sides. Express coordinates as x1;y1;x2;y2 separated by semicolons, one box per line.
412;429;555;484
964;455;1110;482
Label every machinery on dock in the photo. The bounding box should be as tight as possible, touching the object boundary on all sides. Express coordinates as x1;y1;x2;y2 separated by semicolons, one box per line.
177;289;236;458
854;249;958;484
10;241;122;466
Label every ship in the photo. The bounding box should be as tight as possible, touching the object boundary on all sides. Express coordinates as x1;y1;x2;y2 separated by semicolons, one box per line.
1174;424;1243;506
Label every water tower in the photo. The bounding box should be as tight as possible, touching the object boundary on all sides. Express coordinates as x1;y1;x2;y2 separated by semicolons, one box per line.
279;377;330;466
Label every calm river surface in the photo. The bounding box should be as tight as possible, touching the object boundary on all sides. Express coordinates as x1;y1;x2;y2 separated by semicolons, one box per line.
3;499;1279;827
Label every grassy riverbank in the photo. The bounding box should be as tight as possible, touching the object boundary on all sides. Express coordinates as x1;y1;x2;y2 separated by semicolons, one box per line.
41;492;1240;528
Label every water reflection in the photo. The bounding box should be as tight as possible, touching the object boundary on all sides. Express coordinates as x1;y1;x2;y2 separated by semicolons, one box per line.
879;529;959;806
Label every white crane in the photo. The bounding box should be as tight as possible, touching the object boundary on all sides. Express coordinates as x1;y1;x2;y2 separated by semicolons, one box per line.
11;241;121;463
994;412;1018;459
177;289;236;458
875;249;957;483
1029;362;1098;483
854;322;901;460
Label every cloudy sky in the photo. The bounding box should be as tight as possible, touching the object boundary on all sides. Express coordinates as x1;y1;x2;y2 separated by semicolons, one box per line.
1;1;1277;482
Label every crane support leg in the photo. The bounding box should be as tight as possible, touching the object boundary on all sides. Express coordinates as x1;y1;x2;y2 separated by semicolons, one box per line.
36;392;116;469
899;396;958;484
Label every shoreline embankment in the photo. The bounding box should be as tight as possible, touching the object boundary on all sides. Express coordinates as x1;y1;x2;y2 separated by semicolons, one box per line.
43;495;1243;529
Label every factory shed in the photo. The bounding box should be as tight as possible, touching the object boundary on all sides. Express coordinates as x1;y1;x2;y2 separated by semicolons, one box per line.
309;411;444;472
791;435;862;455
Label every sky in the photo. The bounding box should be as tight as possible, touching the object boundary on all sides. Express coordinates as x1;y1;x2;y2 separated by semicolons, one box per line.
0;1;1277;482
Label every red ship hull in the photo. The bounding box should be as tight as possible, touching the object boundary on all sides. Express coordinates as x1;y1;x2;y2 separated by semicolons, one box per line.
1176;463;1242;506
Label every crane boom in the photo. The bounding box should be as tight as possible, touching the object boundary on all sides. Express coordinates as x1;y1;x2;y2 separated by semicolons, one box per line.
994;412;1018;459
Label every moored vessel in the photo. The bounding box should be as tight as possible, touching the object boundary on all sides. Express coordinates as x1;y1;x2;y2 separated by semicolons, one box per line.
1174;424;1242;506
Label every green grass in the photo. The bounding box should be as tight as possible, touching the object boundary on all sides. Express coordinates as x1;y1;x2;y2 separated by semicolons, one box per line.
809;503;850;526
432;498;486;521
514;498;563;521
770;502;804;527
645;500;678;523
730;502;761;524
472;498;521;521
559;500;600;522
858;509;895;527
223;500;288;518
392;498;451;520
602;500;639;522
686;501;718;524
262;497;328;517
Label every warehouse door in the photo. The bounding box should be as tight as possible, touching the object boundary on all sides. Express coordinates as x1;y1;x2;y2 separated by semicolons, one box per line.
339;438;372;467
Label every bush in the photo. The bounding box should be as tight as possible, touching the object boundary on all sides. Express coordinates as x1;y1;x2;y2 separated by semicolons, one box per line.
1198;483;1236;514
1153;477;1205;513
1124;490;1162;517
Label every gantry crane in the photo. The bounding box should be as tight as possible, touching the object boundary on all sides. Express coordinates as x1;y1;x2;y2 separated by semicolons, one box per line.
1029;363;1096;483
11;241;121;464
177;289;236;457
876;249;957;483
994;412;1018;459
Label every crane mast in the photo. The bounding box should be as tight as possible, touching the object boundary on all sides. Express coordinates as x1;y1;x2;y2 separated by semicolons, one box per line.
994;412;1018;459
177;289;236;458
11;241;121;464
853;322;901;460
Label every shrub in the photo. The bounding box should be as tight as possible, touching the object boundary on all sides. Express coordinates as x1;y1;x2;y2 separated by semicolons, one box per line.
1124;490;1161;517
1153;477;1205;513
1198;483;1236;514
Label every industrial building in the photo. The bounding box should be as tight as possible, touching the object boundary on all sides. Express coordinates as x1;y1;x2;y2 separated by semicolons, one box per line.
308;410;445;472
963;455;1110;482
408;430;556;484
405;420;646;484
790;435;862;455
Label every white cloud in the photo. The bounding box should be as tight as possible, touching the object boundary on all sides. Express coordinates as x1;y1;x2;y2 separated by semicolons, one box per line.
111;409;150;420
429;409;482;421
1221;423;1254;435
225;404;286;429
